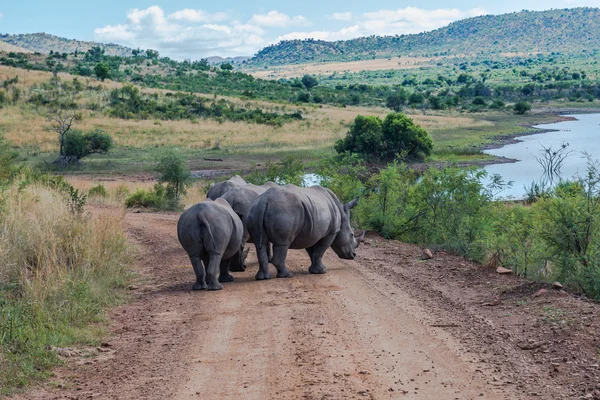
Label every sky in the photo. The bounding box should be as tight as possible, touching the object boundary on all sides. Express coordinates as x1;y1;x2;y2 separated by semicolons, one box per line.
1;0;599;59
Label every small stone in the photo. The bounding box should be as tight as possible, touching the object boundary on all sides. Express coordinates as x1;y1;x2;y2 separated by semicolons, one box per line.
532;289;547;298
553;281;563;289
496;267;513;274
359;370;368;375
127;285;138;290
422;249;433;260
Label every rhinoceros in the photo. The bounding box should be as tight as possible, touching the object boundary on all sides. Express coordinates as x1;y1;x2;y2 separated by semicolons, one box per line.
206;175;247;200
246;184;364;280
220;183;277;244
177;198;244;290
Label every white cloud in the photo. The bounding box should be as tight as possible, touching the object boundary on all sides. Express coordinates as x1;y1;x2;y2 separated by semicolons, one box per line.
278;7;486;44
168;9;228;23
329;12;352;22
94;6;267;59
250;10;308;28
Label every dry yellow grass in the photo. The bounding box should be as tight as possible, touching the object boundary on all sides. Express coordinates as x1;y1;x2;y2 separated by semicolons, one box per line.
247;56;440;79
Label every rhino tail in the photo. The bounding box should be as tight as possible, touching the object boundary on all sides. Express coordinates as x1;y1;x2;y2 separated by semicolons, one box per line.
198;213;217;251
256;201;269;250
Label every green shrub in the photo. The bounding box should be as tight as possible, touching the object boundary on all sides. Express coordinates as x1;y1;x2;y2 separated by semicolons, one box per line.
514;100;532;114
156;149;192;208
246;156;305;186
88;184;108;197
63;129;113;160
125;183;168;209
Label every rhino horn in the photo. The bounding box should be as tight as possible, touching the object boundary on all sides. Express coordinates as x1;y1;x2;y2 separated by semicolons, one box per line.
356;230;366;242
345;197;359;210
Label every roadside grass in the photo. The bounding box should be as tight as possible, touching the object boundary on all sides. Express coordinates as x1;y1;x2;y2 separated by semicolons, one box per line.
0;179;131;394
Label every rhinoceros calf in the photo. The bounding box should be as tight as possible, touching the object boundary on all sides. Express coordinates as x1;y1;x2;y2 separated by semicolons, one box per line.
177;198;244;290
206;175;247;200
246;185;364;280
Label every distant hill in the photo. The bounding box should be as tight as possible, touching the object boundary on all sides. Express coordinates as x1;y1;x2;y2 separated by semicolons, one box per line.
206;56;250;64
250;7;600;65
0;33;135;56
0;40;31;54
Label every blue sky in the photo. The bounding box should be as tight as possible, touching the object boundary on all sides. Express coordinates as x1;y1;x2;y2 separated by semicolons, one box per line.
1;1;599;59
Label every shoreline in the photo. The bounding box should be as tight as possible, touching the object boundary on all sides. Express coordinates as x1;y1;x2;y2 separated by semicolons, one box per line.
459;108;600;169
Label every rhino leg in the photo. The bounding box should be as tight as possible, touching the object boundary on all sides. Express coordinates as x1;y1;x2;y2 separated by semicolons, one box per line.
206;254;224;290
189;256;208;290
307;235;335;274
255;238;271;280
218;258;235;283
272;245;293;278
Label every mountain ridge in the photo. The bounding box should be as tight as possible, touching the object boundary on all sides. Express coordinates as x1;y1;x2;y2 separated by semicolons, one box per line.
250;7;600;65
0;32;135;56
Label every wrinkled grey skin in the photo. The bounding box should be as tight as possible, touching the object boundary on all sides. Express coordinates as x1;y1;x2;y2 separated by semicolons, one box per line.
246;184;364;280
206;175;247;200
177;198;244;290
220;183;277;269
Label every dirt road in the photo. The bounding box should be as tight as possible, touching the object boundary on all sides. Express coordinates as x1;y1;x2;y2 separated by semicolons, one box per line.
20;212;600;399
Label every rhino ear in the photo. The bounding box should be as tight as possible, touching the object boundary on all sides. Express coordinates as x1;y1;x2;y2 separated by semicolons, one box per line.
344;197;359;211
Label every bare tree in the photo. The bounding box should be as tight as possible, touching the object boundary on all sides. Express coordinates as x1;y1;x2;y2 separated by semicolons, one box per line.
49;110;80;157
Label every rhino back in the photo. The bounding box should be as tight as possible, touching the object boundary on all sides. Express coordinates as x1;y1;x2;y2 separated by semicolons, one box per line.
247;185;341;249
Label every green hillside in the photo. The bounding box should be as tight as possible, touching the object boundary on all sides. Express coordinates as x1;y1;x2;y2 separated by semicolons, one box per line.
0;33;135;56
251;7;600;65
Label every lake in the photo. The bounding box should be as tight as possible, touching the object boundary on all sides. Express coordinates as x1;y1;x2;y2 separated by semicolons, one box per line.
483;113;600;199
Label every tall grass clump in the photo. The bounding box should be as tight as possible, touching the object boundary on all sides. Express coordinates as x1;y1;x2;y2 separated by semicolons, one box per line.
0;174;129;393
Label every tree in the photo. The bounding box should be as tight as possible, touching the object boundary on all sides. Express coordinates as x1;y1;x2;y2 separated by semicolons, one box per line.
220;63;233;71
94;62;110;81
514;101;532;115
63;129;113;160
301;75;319;90
335;113;433;161
49;110;82;158
156;149;192;204
334;115;383;156
386;91;407;112
146;49;160;59
381;113;433;160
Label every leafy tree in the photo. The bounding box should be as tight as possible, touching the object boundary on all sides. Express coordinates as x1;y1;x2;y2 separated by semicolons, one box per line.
335;113;433;161
514;101;532;114
297;92;311;102
94;62;110;81
381;113;433;160
334;115;383;156
386;91;407;111
220;63;233;71
156;149;193;204
301;75;319;90
63;128;114;160
146;49;160;59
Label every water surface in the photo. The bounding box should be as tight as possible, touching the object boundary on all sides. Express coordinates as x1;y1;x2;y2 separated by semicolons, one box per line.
483;113;600;199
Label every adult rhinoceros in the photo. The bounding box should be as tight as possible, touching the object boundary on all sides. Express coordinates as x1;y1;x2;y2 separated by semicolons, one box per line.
177;198;244;290
206;175;247;200
246;185;364;280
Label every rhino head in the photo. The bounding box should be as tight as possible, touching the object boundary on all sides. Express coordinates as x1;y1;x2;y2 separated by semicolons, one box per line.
331;198;365;260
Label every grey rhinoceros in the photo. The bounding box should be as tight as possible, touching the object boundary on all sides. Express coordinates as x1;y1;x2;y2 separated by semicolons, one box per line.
220;183;278;269
206;175;246;200
177;198;244;290
246;184;364;280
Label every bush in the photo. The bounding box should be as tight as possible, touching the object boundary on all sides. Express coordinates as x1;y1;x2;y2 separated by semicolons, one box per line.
156;149;192;209
335;113;433;161
88;184;108;197
514;101;532;114
63;129;113;160
125;183;168;209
